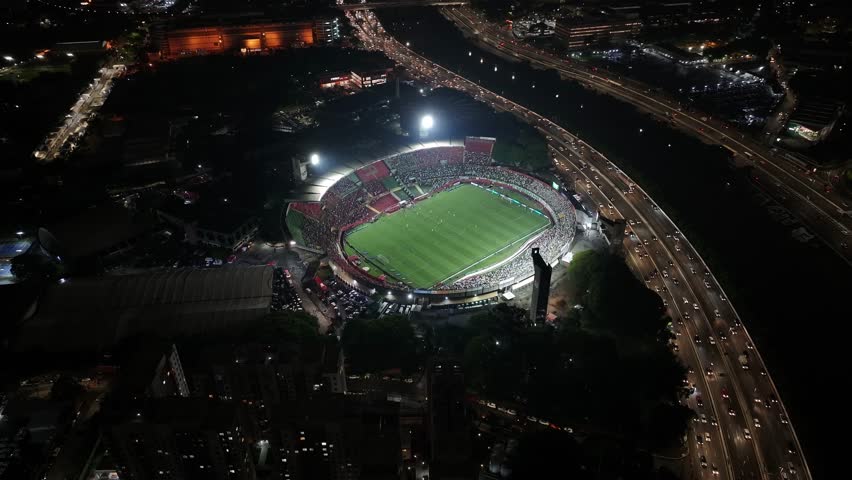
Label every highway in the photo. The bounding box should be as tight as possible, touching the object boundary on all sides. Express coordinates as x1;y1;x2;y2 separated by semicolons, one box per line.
33;64;122;163
336;0;468;11
349;9;811;480
443;6;852;264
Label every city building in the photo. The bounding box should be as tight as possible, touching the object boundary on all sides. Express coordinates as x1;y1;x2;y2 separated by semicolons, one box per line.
529;247;552;323
153;17;341;59
37;204;158;261
349;68;391;89
156;199;259;252
555;16;642;50
428;359;471;479
313;17;342;44
105;398;255;480
119;344;191;399
318;72;352;89
266;396;403;480
598;215;627;255
786;96;845;143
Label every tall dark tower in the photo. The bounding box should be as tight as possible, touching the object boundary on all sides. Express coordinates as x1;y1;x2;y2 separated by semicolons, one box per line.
529;247;552;323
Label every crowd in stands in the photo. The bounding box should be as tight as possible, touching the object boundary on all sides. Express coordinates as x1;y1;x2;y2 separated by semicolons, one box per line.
288;145;576;292
464;136;495;155
369;193;399;212
463;151;492;166
355;160;391;183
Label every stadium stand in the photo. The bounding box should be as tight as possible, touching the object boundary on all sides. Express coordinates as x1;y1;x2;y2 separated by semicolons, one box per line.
464;136;496;155
290;202;323;220
363;180;388;197
369;193;399;213
355;161;390;183
381;176;401;191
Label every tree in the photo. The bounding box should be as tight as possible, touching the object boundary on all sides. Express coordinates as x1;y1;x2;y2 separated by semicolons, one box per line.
341;315;420;374
508;430;585;480
646;403;693;449
11;253;60;283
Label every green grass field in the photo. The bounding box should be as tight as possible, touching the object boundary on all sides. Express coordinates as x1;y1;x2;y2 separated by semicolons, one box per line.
344;184;550;288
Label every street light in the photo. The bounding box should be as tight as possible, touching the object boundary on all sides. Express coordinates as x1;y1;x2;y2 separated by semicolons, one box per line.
310;153;319;165
2;56;13;62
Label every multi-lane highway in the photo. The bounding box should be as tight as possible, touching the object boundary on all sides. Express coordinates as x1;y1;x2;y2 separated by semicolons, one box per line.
349;9;811;480
443;6;852;264
33;64;123;163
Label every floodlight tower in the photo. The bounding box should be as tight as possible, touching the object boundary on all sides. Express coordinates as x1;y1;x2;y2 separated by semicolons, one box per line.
291;152;320;183
419;114;434;138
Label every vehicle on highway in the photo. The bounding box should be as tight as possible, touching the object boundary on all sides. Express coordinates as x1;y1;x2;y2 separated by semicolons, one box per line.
711;465;720;476
696;434;703;445
728;407;736;416
744;428;752;439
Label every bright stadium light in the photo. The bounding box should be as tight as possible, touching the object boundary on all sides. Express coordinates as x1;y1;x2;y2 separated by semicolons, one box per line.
309;153;320;165
407;293;413;300
421;115;434;130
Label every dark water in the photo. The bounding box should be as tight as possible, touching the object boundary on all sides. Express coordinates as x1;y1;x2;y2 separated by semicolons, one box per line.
378;7;847;476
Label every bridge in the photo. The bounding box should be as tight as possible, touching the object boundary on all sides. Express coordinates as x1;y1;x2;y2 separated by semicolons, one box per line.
336;0;468;11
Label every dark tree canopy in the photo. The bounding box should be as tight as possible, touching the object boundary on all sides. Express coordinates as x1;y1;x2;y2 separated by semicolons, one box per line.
341;315;420;374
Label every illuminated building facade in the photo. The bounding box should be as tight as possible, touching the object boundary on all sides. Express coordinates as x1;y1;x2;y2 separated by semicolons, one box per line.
555;16;642;50
318;72;351;89
313;18;341;44
349;68;391;89
155;18;340;59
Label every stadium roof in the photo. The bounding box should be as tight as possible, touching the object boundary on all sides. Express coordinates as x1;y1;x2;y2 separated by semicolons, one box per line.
14;266;273;352
282;138;467;203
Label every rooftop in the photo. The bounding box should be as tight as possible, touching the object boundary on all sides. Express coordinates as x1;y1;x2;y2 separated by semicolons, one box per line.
14;266;274;352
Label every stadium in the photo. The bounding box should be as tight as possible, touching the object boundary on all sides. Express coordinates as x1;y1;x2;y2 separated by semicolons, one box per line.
286;137;577;302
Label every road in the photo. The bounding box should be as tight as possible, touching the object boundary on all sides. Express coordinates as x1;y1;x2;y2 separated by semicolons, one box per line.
442;6;852;264
349;9;810;480
33;64;123;163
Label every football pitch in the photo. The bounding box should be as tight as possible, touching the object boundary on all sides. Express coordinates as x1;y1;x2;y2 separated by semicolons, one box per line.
344;184;551;288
